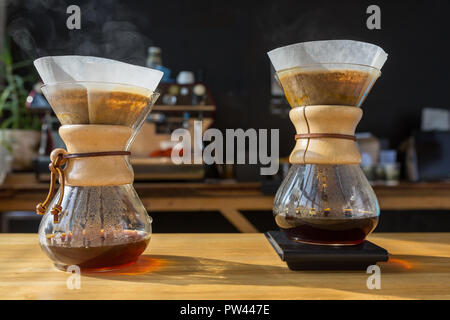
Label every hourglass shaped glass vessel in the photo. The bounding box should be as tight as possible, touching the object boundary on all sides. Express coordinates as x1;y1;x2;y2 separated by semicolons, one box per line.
268;40;388;245
34;56;163;270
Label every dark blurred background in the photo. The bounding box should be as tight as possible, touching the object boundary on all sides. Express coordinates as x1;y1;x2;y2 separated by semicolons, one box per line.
5;0;449;156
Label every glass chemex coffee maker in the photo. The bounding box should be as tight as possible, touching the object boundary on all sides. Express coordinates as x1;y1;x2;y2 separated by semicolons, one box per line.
269;40;388;246
34;56;163;270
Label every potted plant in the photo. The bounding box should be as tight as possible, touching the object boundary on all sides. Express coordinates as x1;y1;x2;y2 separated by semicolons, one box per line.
0;39;41;171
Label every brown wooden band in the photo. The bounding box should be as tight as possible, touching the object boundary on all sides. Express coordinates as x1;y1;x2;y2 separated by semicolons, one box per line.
295;133;356;141
63;151;131;159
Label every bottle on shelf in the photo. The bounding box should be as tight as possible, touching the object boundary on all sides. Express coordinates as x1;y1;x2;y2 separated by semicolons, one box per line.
192;83;207;105
146;46;172;83
176;71;195;106
162;84;179;105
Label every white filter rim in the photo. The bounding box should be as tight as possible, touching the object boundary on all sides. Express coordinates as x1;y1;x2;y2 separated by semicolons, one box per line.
268;40;388;71
34;55;163;92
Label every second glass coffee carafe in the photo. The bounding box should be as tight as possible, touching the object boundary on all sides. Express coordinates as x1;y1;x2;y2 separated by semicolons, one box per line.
268;40;388;245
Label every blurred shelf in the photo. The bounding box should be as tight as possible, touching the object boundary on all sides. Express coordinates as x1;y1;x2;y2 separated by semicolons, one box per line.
372;182;450;210
373;182;450;190
152;105;216;112
0;173;260;192
0;173;267;233
1;174;449;233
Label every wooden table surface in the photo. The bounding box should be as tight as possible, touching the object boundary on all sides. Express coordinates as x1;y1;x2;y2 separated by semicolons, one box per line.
0;233;449;300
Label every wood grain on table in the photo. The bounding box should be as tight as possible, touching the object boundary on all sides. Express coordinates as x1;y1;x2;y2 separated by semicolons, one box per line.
0;233;449;300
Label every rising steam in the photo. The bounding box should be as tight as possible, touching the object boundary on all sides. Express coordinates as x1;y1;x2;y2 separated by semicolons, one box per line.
6;0;152;65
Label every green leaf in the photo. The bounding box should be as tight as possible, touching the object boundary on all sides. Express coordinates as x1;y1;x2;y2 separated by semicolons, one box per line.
13;75;24;88
1;117;14;129
0;87;12;108
0;36;40;131
11;60;32;70
0;102;14;112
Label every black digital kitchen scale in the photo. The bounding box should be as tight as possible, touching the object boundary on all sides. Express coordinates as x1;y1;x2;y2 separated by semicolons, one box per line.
265;230;389;271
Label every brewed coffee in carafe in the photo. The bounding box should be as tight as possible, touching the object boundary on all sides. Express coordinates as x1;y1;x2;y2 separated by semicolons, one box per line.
268;40;388;245
34;56;162;270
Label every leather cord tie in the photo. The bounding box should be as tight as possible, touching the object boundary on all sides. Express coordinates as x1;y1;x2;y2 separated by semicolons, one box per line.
36;150;131;223
295;133;356;141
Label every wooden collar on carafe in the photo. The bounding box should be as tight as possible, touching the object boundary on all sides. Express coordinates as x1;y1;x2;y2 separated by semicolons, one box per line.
293;105;358;142
289;105;362;165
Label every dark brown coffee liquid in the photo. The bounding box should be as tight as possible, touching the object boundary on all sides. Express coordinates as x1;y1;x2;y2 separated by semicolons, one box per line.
42;231;150;270
276;215;378;245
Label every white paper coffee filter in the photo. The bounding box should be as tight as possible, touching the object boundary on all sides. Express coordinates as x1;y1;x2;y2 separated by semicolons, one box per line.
34;55;163;91
268;40;388;71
